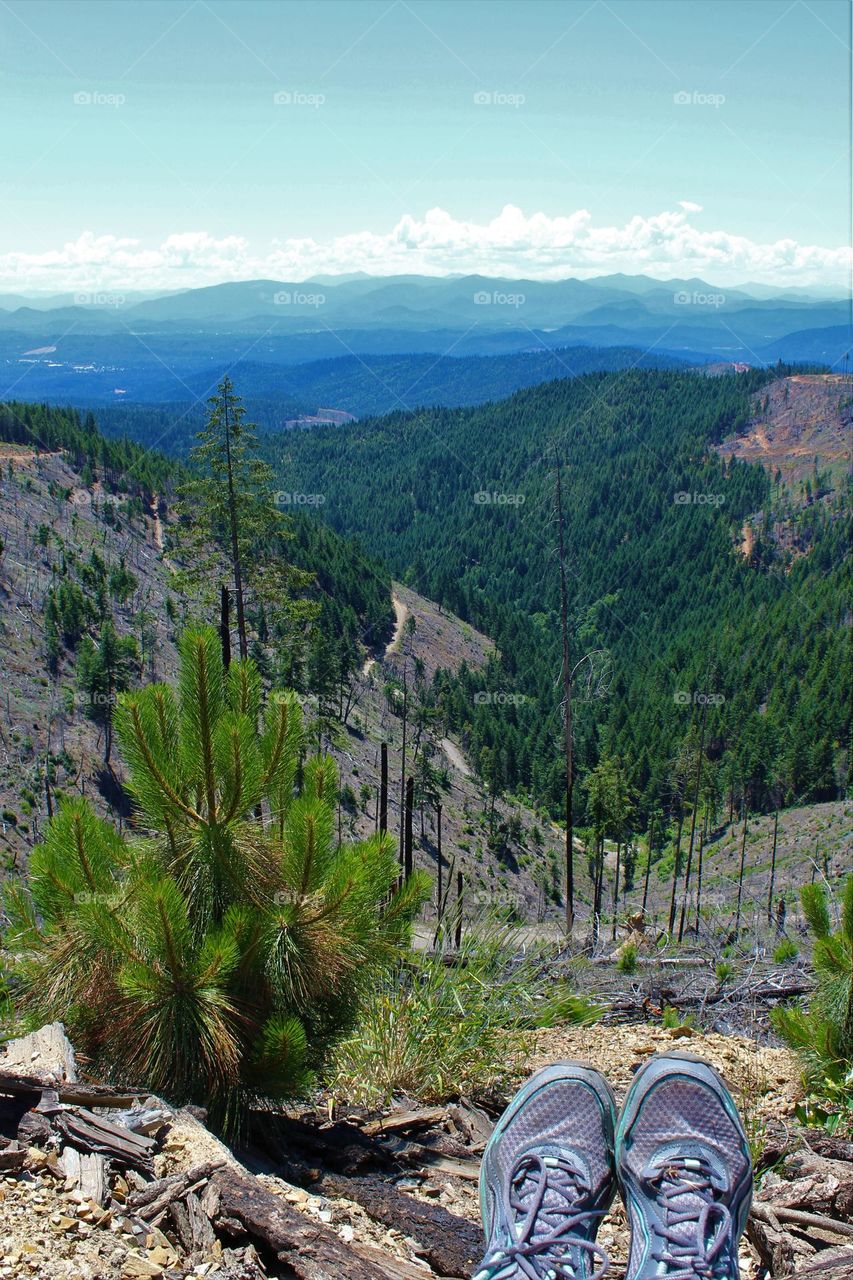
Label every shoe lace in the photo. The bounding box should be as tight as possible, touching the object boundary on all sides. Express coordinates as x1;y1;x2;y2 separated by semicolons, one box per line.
473;1152;610;1280
642;1153;732;1280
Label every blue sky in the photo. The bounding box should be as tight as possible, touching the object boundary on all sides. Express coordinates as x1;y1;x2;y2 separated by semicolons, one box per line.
0;0;850;290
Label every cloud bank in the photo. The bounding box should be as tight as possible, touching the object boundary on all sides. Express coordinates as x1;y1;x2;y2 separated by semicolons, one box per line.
2;206;850;293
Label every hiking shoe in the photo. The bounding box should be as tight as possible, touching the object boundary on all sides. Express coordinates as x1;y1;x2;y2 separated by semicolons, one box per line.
616;1052;753;1280
473;1061;617;1280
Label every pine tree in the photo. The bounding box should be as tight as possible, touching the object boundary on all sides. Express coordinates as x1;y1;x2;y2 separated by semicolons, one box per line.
177;378;315;664
772;877;853;1095
4;627;428;1131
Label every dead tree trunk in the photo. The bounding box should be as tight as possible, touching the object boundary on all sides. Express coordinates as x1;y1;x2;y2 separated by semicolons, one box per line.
678;698;707;943
767;809;779;926
219;584;231;671
379;742;388;836
668;811;685;936
611;842;621;941
735;801;749;935
554;459;574;936
404;776;414;880
642;814;654;915
436;802;443;918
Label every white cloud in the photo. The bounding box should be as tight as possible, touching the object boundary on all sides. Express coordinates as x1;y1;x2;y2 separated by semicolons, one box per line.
1;206;849;293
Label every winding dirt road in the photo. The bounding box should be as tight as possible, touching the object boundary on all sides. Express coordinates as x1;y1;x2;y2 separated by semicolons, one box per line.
362;591;409;675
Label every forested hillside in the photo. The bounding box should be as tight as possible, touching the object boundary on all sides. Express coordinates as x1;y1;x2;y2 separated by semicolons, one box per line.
269;368;850;835
0;401;392;866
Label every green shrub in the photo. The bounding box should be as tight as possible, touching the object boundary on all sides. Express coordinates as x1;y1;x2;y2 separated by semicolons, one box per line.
662;1005;695;1031
328;926;601;1106
716;961;735;985
617;942;638;974
3;628;427;1131
772;877;853;1113
773;938;799;964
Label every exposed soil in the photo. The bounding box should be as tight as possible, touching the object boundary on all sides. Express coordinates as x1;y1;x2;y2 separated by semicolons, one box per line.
717;373;851;491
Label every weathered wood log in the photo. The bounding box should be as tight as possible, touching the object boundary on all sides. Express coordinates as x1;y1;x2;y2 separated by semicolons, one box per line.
447;1100;493;1149
753;1204;853;1240
209;1165;403;1280
318;1173;484;1278
169;1197;196;1253
763;1149;853;1222
0;1070;144;1110
127;1161;227;1218
809;1136;853;1165
361;1107;447;1137
55;1107;155;1173
103;1104;173;1137
255;1113;396;1174
353;1239;463;1280
168;1188;218;1252
61;1147;108;1206
794;1244;853;1276
186;1189;217;1249
16;1108;52;1147
0;1022;77;1083
378;1134;480;1181
748;1204;807;1277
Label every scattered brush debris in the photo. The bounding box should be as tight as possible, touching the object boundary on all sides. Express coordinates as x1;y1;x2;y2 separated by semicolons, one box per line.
1;1022;851;1279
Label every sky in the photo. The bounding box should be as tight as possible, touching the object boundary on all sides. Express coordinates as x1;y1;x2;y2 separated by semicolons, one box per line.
0;0;850;292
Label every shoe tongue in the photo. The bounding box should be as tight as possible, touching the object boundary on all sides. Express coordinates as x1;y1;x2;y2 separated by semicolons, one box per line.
652;1143;730;1194
651;1153;728;1262
513;1153;585;1243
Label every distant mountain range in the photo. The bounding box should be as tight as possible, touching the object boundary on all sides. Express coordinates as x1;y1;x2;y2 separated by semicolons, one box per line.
0;273;848;424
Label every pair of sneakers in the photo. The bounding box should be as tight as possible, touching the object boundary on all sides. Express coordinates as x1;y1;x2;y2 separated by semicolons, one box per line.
473;1051;753;1280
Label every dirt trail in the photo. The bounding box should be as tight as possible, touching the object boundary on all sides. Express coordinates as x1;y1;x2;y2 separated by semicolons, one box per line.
441;736;471;777
151;497;177;572
362;590;409;675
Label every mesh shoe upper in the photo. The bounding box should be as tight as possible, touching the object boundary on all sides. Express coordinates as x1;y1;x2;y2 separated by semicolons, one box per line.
616;1054;753;1280
475;1063;617;1280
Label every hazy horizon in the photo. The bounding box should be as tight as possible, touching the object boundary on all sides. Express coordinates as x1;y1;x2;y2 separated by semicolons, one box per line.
1;0;850;295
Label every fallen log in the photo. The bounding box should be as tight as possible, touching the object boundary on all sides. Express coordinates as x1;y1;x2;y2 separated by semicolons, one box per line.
753;1204;853;1240
794;1245;853;1277
254;1113;396;1175
318;1173;484;1277
128;1160;227;1219
385;1136;480;1181
0;1070;145;1110
361;1107;447;1137
61;1147;108;1205
209;1165;406;1280
55;1106;156;1174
